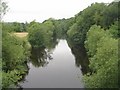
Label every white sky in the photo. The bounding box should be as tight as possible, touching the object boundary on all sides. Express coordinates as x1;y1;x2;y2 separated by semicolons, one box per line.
3;0;114;23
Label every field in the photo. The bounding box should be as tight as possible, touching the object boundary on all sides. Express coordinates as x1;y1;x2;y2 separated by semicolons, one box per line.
14;32;28;38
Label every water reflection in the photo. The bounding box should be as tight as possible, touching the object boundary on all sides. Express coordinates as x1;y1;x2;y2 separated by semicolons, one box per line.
46;38;59;51
29;38;59;67
29;39;90;74
67;40;90;75
20;40;84;88
30;47;49;67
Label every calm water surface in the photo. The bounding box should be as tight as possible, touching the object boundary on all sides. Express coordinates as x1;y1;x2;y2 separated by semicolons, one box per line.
20;40;88;88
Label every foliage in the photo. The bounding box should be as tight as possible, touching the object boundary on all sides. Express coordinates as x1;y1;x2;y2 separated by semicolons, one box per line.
27;19;57;48
67;23;79;39
101;2;119;28
43;19;55;47
109;21;119;38
53;17;75;39
67;2;119;45
2;29;29;88
28;22;45;48
84;25;118;88
2;69;25;88
85;25;111;57
3;32;26;70
2;22;27;32
67;3;107;45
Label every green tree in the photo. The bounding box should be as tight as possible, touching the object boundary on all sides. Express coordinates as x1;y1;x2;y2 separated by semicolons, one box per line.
67;3;107;45
101;2;119;28
109;21;119;38
28;22;45;48
84;37;118;88
85;25;111;57
43;19;55;47
84;25;118;88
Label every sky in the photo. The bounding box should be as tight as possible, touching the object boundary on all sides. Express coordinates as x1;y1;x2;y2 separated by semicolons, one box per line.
3;0;114;23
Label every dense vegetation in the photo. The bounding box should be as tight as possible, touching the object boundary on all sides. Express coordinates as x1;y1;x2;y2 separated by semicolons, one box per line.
66;2;119;88
84;25;118;88
1;1;30;88
1;0;119;88
67;2;119;45
2;23;30;88
27;19;56;48
2;31;30;88
2;22;27;32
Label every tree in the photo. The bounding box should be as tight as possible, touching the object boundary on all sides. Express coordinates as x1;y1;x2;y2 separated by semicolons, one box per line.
28;22;45;48
67;3;107;45
84;25;118;88
84;36;118;88
101;2;119;28
85;25;111;57
0;0;8;21
109;21;119;38
43;19;55;47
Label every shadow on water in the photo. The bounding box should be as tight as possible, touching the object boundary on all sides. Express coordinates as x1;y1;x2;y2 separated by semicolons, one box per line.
29;38;59;68
18;38;90;88
17;38;59;88
67;40;90;75
29;47;50;67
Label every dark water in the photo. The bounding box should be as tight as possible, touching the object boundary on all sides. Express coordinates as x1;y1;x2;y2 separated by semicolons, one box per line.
19;39;89;88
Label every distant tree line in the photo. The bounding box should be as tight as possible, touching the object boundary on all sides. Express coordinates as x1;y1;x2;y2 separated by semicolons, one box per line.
2;22;28;32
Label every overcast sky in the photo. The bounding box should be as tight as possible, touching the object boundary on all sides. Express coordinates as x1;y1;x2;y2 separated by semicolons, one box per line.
3;0;114;23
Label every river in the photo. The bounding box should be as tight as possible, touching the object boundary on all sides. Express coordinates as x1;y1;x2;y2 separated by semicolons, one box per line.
19;39;89;88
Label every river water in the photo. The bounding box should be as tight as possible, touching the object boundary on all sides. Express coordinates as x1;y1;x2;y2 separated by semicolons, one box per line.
19;39;89;88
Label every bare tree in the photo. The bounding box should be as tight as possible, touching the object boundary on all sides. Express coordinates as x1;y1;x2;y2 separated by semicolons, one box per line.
0;0;8;21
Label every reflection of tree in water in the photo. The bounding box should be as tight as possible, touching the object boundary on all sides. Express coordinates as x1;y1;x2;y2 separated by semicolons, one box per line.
30;38;59;67
71;45;90;75
30;47;49;67
67;40;90;75
46;38;59;51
